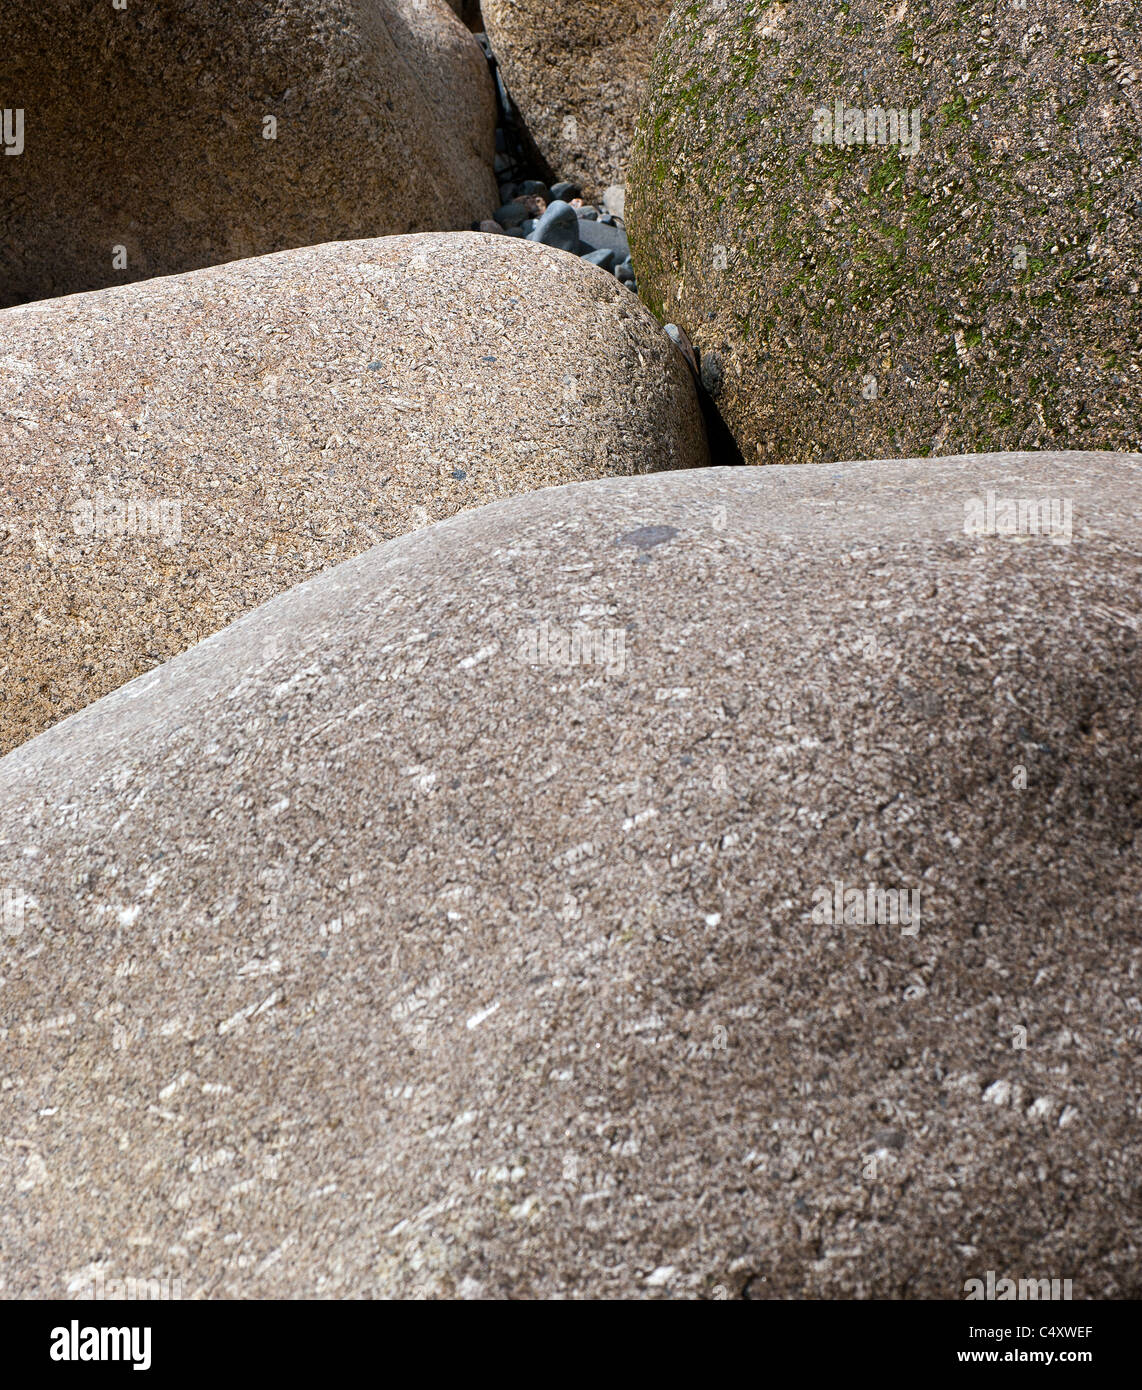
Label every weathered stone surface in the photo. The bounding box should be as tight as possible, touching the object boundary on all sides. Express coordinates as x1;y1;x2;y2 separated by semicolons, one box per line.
0;233;708;756
629;1;1142;465
0;0;498;306
1;451;1138;1299
482;0;673;197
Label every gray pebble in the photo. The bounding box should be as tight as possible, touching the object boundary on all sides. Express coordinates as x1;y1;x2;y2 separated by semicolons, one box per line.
577;205;600;220
700;350;725;398
581;247;617;273
602;184;627;219
663;324;699;376
527;200;580;253
495;202;528;228
518;180;549;199
575;218;629;260
550;181;581;201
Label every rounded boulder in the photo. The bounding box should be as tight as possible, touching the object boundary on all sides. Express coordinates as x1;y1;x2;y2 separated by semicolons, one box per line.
0;0;498;306
1;451;1138;1298
628;1;1142;464
0;232;708;754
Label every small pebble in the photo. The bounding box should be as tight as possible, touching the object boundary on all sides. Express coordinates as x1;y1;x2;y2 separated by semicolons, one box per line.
663;324;699;376
486;112;641;294
581;247;616;272
527;200;581;253
576;219;630;261
495;202;528;228
602;184;627;219
700;350;725;397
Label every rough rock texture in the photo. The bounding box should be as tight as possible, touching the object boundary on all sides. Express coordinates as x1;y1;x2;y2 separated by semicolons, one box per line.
0;0;498;307
629;0;1142;465
1;452;1139;1300
0;233;707;756
482;0;673;196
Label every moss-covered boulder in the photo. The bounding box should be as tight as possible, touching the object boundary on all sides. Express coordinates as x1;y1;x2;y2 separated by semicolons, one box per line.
629;0;1142;464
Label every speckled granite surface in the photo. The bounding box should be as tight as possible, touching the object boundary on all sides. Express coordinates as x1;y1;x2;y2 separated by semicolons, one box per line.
1;453;1137;1298
483;0;674;196
0;231;707;756
0;0;497;306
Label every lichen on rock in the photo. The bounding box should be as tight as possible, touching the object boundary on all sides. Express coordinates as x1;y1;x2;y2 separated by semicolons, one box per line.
628;0;1142;464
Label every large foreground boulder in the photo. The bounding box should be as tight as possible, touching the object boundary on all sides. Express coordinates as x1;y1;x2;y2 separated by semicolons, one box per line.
0;233;707;756
482;0;673;196
0;0;497;306
629;1;1142;464
1;452;1139;1299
